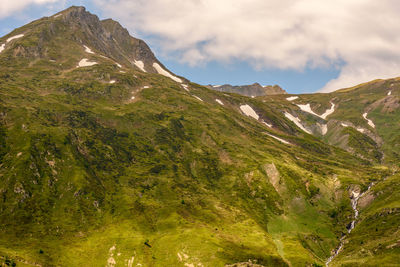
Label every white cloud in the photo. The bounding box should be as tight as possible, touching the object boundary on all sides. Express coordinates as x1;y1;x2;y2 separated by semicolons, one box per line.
0;0;59;19
94;0;400;92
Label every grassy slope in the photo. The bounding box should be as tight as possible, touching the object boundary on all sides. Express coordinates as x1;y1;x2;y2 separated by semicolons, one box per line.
263;80;400;266
0;12;395;267
330;173;400;266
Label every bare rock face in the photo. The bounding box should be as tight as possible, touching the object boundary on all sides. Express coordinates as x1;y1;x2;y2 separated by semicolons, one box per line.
5;6;177;76
207;82;287;97
57;6;161;72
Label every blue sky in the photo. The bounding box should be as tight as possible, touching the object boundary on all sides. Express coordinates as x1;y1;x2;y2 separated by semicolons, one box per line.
1;0;399;94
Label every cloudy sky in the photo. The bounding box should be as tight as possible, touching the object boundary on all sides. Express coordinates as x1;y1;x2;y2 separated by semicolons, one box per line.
1;0;400;93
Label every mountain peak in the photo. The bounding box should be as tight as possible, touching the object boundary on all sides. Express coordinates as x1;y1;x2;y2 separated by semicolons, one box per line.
0;6;184;81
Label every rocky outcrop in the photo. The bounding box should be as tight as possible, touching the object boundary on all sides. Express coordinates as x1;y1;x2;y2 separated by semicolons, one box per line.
208;83;286;97
3;6;179;77
57;6;165;73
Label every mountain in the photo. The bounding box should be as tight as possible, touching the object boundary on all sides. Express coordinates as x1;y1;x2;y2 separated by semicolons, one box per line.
0;6;399;267
207;83;287;97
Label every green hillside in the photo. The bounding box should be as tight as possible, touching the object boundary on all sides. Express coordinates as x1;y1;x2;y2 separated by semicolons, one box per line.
0;6;398;267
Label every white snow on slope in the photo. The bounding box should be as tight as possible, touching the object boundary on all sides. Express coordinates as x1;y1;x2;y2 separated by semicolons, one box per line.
341;123;349;127
297;102;335;120
297;103;320;117
133;60;146;72
1;34;24;52
77;58;97;67
116;63;122;68
286;96;299;101
240;104;259;120
362;112;375;128
7;34;24;43
84;45;94;54
181;84;190;91
213;85;222;88
388;91;392;96
320;102;335;119
318;123;328;135
193;95;203;102
215;99;224;105
109;80;116;84
153;62;183;83
266;133;290;144
262;121;272;127
284;112;312;134
357;128;365;133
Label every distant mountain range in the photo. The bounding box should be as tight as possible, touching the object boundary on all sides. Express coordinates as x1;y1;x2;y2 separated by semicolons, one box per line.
0;6;399;267
207;83;287;97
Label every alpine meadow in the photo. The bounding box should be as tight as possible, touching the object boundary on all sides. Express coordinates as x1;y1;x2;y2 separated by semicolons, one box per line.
0;6;399;267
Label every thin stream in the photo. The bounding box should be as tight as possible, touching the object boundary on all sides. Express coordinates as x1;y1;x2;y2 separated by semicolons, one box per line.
325;183;374;266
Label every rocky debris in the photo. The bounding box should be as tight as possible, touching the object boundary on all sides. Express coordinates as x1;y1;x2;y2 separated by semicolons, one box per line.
225;260;265;267
386;240;400;249
208;83;286;97
358;191;375;208
368;95;400;113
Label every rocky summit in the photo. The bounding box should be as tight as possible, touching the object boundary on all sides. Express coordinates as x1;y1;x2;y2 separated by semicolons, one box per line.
207;83;287;97
0;6;399;267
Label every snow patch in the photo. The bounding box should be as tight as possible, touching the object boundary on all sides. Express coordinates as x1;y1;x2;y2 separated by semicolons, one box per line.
297;102;335;120
284;112;312;134
215;99;224;105
240;104;259;120
116;63;122;68
262;121;272;128
153;62;183;83
133;60;146;72
53;14;62;18
83;45;94;54
266;133;290;144
6;34;24;43
362;113;375;128
320;102;336;119
142;86;150;89
318;123;328;135
387;91;392;96
341;123;349;127
297;103;320;117
181;84;190;91
213;85;222;88
131;96;135;100
77;58;97;67
109;80;116;84
0;44;4;53
357;128;365;133
286;96;298;101
193;95;203;102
